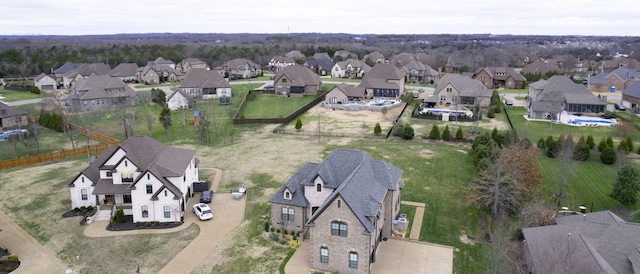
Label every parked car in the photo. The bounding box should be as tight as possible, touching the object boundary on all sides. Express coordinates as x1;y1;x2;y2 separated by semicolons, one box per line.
193;203;213;220
229;74;243;80
200;190;213;203
504;99;513;106
614;103;626;111
412;92;419;98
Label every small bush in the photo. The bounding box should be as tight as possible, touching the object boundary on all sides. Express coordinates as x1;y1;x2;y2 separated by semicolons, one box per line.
455;126;464;140
441;125;451;141
429;125;440;139
9;254;19;260
283;229;288;235
270;232;279;241
276;229;281;234
115;209;125;223
600;147;617;165
487;108;495;118
279;239;288;245
264;222;270;232
292;235;297;241
373;122;382;135
270;227;275;232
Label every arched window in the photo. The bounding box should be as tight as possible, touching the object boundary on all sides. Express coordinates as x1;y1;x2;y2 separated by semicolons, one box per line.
349;252;358;268
320;247;328;263
316;183;322;192
331;221;347;237
284;191;291;200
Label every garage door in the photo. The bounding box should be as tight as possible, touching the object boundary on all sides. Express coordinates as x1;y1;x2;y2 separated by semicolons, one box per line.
41;85;54;90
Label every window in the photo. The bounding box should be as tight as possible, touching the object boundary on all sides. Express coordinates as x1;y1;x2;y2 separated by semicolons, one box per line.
282;79;287;83
81;189;88;200
124;160;128;167
349;252;358;268
163;206;171;218
106;171;113;177
316;183;322;192
282;207;294;221
141;206;149;218
331;221;347;237
446;87;452;92
312;206;319;215
320;247;328;263
164;190;167;197
440;95;446;101
338;200;341;208
146;184;153;194
123;194;132;204
480;76;485;80
81;177;84;183
284;191;291;200
147;174;150;180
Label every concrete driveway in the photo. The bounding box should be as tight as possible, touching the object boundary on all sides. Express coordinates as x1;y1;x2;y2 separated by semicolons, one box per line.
0;210;67;274
370;239;454;274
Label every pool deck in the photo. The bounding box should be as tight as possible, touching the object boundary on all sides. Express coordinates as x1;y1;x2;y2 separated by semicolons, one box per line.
524;111;617;127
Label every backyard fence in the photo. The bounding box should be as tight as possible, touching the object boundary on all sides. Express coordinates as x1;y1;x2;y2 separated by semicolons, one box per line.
236;90;328;125
272;128;384;139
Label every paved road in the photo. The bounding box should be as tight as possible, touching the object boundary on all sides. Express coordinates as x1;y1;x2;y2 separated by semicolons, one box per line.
0;209;67;274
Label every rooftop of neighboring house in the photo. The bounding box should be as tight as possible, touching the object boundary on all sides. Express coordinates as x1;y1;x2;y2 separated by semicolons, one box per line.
531;75;605;105
334;59;372;72
284;50;305;59
270;56;296;64
401;61;438;76
608;67;640;81
622;81;640;98
362;63;404;82
312;52;331;60
363;51;385;63
269;149;402;234
333;50;354;59
474;67;526;81
72;75;136;100
0;101;28;119
64;63;111;78
274;65;321;87
522;61;561;74
304;59;335;70
182;58;206;65
523;210;640;274
599;57;640;71
153;57;175;66
218;58;261;70
435;73;490;97
35;73;54;81
180;68;231;89
53;62;84;74
329;84;365;98
109;63;140;77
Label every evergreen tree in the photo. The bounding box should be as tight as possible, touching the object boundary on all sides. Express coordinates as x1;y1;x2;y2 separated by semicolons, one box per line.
598;139;607;152
373;123;382;135
545;136;554;148
429;125;440;139
606;136;614;148
573;138;590;161
610;165;640;206
537;137;546;149
455;126;464;140
442;125;451;141
600;147;617;165
626;136;634;152
295;118;303;131
586;135;595;149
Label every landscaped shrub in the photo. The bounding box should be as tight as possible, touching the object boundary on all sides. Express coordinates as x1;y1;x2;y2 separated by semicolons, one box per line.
537;137;546;149
586;135;595;149
270;227;275;232
264;222;270;232
487;108;495;118
374;122;382;135
292;235;297;241
276;229;281;234
600;147;617;165
618;141;629;152
626;136;634;152
598;139;607;152
279;239;288;245
283;229;288;235
606;137;614;148
115;209;125;223
400;124;415;140
545;136;554;148
573;140;590;161
429;125;440;139
455;126;464;140
270;232;279;241
441;125;451;141
295;119;302;131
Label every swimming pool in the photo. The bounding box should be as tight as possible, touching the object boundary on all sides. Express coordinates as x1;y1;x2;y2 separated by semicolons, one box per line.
419;108;473;117
567;118;616;126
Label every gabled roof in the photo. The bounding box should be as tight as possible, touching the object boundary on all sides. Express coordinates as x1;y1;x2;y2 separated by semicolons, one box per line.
179;68;231;89
181;58;206;66
270;56;296;64
334;50;354;59
312;52;331;60
274;65;321;87
153;57;174;66
534;75;604;106
285;50;305;59
72;75;137;100
473;67;526;81
523;210;640;274
600;57;640;71
622;81;640;99
436;73;491;97
0;101;28;118
609;67;640;81
53;62;83;74
334;59;371;72
269;149;402;234
589;72;610;85
109;63;139;77
363;51;385;63
35;73;54;82
219;58;261;70
402;61;438;77
329;84;365;98
362;63;404;82
74;63;111;77
522;62;561;74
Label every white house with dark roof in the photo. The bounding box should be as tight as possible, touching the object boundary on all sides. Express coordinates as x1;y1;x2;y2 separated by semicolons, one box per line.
523;210;640;274
528;75;606;120
68;136;199;223
67;75;139;112
331;59;371;79
269;149;403;273
34;73;57;90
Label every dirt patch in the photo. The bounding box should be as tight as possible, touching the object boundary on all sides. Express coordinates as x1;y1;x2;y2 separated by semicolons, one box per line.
459;232;477;245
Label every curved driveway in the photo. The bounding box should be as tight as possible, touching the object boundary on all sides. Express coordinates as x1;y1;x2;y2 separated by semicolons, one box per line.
84;167;247;274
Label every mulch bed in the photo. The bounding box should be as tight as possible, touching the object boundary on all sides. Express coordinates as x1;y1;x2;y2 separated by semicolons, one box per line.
107;216;183;231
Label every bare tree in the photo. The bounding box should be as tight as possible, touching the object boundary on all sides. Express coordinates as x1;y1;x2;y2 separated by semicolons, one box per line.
112;100;136;138
138;91;156;136
40;92;78;149
77;111;101;162
556;135;575;199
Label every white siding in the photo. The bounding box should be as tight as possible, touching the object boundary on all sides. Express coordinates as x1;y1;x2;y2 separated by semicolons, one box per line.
168;93;190;111
69;175;97;209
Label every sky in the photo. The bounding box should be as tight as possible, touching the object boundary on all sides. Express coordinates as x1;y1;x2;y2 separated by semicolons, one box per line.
1;0;639;36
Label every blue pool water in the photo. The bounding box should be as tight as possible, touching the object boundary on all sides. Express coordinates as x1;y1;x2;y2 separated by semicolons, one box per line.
427;109;467;115
570;119;615;126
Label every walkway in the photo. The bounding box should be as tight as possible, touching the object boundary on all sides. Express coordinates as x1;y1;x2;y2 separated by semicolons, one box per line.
84;167;247;274
0;210;67;274
401;201;426;240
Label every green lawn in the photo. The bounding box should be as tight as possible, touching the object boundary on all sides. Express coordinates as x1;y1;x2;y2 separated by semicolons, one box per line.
240;94;315;118
0;89;49;102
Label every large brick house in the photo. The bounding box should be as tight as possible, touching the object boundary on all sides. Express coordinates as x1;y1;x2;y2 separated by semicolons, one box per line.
528;75;606;119
269;149;403;274
273;65;322;97
425;73;492;107
472;67;526;89
67;75;139;112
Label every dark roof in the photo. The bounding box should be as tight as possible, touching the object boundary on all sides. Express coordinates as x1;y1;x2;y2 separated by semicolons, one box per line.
274;65;321;87
436;74;491;97
0;101;28;118
219;58;261;70
362;63;404;81
74;63;111;77
522;62;561;74
329;84;365;98
532;76;605;107
72;75;137;100
53;62;83;74
109;63;139;77
473;67;526;81
312;52;331;60
609;67;640;81
180;68;231;89
589;72;610;85
523;210;640;274
92;179;131;195
622;81;640;99
269;149;402;234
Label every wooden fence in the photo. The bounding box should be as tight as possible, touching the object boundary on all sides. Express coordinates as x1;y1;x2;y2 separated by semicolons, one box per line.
0;124;121;170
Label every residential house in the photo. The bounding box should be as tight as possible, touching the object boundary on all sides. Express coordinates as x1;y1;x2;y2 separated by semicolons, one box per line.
166;90;192;111
34;73;57;90
523;210;640;274
425;74;491;108
622;81;640;110
62;63;111;88
67;75;139;112
331;59;372;79
109;63;139;82
528;75;606;120
213;58;262;79
325;84;366;104
285;50;306;60
304;59;335;76
401;61;438;84
177;68;232;100
472;67;526;89
176;58;210;74
68;136;199;223
357;63;406;98
268;56;296;72
53;62;83;81
0;102;28;133
136;57;182;84
596;57;640;73
588;67;640;93
273;65;322;97
363;51;385;64
268;149;403;274
521;61;561;76
312;52;331;60
334;50;355;60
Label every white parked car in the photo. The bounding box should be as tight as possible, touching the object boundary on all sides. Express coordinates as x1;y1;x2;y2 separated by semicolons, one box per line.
193;203;213;221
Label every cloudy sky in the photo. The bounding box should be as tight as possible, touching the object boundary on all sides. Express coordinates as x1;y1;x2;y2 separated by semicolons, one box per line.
1;0;638;36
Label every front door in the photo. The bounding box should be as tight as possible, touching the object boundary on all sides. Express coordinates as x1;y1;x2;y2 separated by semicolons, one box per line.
105;195;114;205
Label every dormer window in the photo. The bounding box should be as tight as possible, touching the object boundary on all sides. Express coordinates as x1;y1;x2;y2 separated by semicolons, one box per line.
316;183;322;192
284;190;291;200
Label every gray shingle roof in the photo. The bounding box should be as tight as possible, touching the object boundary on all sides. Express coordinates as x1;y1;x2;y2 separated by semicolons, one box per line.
589;72;610;85
334;59;371;72
522;62;561;74
71;75;137;100
180;68;231;89
35;73;53;82
523;210;640;274
269;149;402;234
533;76;604;107
436;73;491;97
53;62;83;74
330;84;365;98
220;58;261;70
474;67;526;81
274;65;321;87
622;81;640;99
109;63;139;77
363;63;404;81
